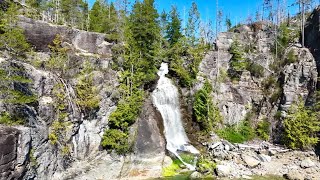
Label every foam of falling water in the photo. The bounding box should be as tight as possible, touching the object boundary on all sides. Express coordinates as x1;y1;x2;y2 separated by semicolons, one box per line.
152;63;199;170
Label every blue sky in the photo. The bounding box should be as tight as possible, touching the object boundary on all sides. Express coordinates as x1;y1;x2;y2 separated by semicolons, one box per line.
88;0;318;31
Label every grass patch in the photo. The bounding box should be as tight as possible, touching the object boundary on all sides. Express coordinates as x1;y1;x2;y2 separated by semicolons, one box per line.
216;120;255;143
179;153;195;165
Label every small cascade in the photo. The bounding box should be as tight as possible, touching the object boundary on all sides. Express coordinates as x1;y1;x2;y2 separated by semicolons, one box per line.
152;62;199;170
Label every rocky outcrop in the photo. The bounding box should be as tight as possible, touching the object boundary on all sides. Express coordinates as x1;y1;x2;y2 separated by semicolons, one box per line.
197;25;275;125
0;126;30;180
281;46;318;112
305;6;320;84
18;16;112;55
59;98;167;180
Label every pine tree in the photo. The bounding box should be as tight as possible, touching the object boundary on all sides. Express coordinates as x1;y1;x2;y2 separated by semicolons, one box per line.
283;100;320;149
125;0;160;85
186;2;200;46
89;0;105;33
193;80;222;132
166;5;183;46
0;62;37;125
0;2;30;56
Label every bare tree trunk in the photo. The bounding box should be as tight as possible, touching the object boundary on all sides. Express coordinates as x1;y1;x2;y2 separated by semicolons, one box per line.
216;0;219;86
302;1;305;47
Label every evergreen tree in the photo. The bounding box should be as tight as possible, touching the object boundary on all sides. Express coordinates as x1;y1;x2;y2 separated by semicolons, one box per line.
166;5;183;46
228;39;248;80
0;2;30;56
193;80;222;132
0;62;37;125
89;0;105;33
89;1;119;41
283;100;320;149
186;2;200;46
160;10;168;37
125;0;160;85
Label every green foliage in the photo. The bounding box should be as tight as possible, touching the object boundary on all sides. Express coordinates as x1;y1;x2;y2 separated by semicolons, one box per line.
108;90;144;131
101;129;129;154
162;158;183;177
166;6;183;46
256;119;271;141
124;0;161;85
0;112;23;125
196;156;216;174
179;153;195;165
271;24;300;71
228;39;249;80
0;2;30;55
46;35;69;76
218;68;228;83
49;83;71;151
186;2;200;46
75;61;100;116
29;148;38;168
225;17;232;30
284;49;298;65
49;118;71;145
193;80;222;132
217;119;255;143
247;62;264;78
0;63;36;125
283;101;320;149
270;88;282;104
89;1;119;41
101;0;161;154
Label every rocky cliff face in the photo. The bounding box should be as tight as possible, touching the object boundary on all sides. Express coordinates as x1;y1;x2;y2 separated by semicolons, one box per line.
305;6;320;88
0;17;166;180
197;23;318;136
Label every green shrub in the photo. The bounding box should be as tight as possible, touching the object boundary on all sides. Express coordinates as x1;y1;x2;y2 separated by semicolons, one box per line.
162;158;183;177
217;119;255;143
0;2;30;56
283;49;297;65
218;68;228;83
75;61;100;116
179;153;195;165
193;80;222;132
101;129;129;154
247;62;264;78
283;101;320;149
196;156;216;174
0;112;23;125
273;24;300;60
274;111;282;120
256;119;271;141
108;90;144;131
270;88;282;104
228;40;249;80
262;76;277;94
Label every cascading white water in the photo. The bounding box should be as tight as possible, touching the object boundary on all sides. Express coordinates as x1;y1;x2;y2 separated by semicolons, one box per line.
152;63;199;169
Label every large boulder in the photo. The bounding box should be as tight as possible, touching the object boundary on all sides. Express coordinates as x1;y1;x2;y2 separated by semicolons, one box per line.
241;154;260;168
18;16;112;55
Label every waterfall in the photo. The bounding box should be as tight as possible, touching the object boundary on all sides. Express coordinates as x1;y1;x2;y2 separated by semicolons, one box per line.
152;63;199;169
